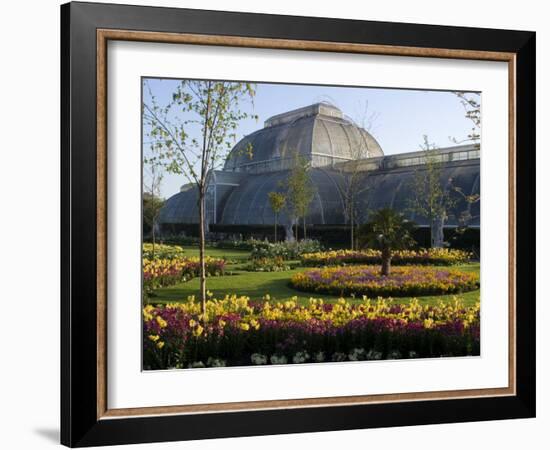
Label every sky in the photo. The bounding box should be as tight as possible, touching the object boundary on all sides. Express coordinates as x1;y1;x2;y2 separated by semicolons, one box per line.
143;78;479;198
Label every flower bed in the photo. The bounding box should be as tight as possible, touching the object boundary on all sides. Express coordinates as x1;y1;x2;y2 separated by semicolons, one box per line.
143;296;480;370
243;256;292;272
143;256;226;292
290;265;479;298
301;248;472;267
142;243;185;259
250;239;322;260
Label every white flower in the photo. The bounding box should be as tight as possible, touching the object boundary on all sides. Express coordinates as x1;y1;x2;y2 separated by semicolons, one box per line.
313;351;325;363
331;352;347;362
387;350;402;360
188;361;205;368
251;353;268;365
207;357;226;367
366;350;383;360
270;354;288;365
408;351;419;359
292;351;310;364
348;348;366;361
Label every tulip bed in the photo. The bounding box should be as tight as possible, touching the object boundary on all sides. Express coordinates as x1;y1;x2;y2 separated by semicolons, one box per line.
142;243;185;259
301;248;472;267
143;296;480;370
143;256;226;292
290;265;479;298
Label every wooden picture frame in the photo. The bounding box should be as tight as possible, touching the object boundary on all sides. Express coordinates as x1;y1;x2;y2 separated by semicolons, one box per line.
61;1;535;447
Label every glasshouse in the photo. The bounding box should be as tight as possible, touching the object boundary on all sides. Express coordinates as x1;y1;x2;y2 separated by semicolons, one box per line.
158;102;480;245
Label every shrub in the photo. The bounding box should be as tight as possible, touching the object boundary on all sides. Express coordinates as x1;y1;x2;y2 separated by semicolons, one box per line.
142;296;480;370
250;239;322;260
244;256;291;272
290;265;479;297
301;248;471;267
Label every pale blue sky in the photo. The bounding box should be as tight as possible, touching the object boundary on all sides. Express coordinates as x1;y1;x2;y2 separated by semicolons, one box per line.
143;78;479;198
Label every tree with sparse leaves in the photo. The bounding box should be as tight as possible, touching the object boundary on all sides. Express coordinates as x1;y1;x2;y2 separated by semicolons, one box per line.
143;79;257;317
357;208;416;276
449;91;481;237
450;91;481;148
142;160;164;257
285;153;315;241
267;191;286;242
408;136;457;248
335;102;379;250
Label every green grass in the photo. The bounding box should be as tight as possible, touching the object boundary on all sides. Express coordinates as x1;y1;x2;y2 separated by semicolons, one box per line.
149;246;480;307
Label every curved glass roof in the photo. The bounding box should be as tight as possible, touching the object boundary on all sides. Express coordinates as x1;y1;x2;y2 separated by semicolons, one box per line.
159;160;480;228
223;103;384;173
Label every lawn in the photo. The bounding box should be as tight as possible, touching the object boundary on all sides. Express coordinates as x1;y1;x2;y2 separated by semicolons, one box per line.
149;246;480;307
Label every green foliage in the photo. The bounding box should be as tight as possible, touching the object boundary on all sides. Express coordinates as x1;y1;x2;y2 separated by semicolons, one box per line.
142;193;164;234
285;153;315;237
268;191;286;215
358;208;416;252
408;136;457;248
357;208;416;275
250;239;322;260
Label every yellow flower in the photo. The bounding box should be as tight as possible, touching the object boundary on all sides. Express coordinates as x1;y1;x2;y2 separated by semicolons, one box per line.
193;325;204;337
218;319;226;328
423;318;434;329
156;316;168;328
148;334;160;342
239;323;250;331
156;341;165;349
189;319;197;327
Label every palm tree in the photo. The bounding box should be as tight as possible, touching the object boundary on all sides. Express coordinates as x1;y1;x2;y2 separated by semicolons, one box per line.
357;208;416;276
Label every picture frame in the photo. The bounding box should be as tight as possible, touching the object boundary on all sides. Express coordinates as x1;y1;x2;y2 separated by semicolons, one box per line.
60;1;536;447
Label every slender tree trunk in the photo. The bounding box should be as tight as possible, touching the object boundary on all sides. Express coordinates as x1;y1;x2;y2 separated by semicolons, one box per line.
274;213;278;242
350;207;354;251
303;217;306;240
198;188;207;318
152;221;157;258
431;215;445;248
381;247;392;276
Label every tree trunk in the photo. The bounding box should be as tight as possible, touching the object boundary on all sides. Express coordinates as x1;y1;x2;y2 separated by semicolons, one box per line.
303;217;307;240
198;189;207;318
431;215;445;248
274;213;278;242
151;220;156;258
285;222;295;242
381;247;392;276
350;208;354;251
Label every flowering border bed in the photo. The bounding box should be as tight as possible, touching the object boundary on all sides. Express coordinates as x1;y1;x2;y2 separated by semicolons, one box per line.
143;256;226;292
290;265;479;298
143;296;480;370
301;248;472;267
142;243;185;259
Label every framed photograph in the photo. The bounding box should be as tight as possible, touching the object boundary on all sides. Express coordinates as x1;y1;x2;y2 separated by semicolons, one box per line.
61;1;536;447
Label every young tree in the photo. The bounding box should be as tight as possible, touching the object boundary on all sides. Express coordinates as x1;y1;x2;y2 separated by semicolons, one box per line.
285;153;315;240
335;103;379;249
267;191;286;242
450;92;481;148
408;136;457;248
449;91;481;241
142;161;164;257
143;79;257;317
357;208;416;276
